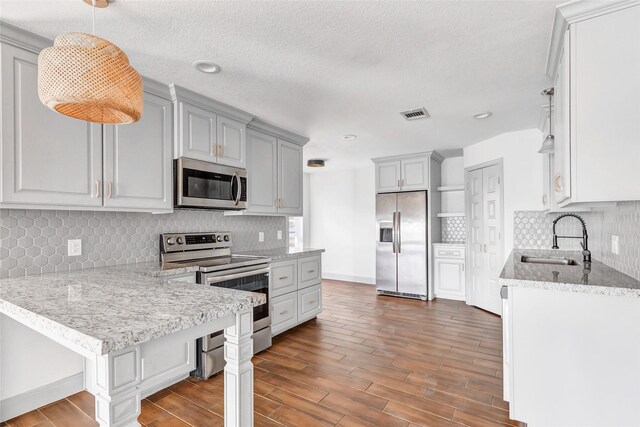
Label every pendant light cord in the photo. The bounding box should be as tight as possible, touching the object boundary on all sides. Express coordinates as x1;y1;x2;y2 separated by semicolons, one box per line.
92;0;96;35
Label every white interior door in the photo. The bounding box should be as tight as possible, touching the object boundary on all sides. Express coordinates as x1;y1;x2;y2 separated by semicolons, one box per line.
466;163;504;315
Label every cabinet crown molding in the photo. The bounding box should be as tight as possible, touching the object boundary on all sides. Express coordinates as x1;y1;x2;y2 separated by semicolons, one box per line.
247;118;309;146
546;0;640;78
371;151;444;164
142;77;172;100
170;84;254;124
0;20;52;53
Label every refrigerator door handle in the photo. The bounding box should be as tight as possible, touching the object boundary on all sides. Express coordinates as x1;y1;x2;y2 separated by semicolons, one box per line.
392;212;397;253
396;211;402;254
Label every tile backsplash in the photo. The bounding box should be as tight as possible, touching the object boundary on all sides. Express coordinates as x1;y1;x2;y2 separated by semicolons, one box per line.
514;201;640;281
442;216;466;243
0;209;287;278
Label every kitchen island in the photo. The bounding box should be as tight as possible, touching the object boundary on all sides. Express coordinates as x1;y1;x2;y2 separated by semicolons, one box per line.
499;249;640;427
0;265;266;427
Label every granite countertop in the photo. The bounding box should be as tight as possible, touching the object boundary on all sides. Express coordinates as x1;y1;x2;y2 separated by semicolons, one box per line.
0;264;266;356
433;242;466;247
235;247;325;261
499;249;640;298
107;261;199;277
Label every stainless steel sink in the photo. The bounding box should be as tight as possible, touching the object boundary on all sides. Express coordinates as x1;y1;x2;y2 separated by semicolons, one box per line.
520;255;578;266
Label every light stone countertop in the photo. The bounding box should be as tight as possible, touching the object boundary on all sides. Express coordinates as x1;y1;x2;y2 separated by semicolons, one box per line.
499;249;640;298
235;247;324;261
0;264;266;355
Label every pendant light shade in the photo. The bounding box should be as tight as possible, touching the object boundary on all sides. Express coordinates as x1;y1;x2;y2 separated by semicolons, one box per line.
538;87;555;154
38;32;143;124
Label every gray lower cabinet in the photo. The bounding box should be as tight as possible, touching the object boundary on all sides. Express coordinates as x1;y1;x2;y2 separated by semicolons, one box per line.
270;255;322;336
103;90;173;212
0;43;103;209
246;125;305;216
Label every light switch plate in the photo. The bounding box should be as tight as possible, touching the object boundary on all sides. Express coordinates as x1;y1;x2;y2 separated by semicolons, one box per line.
68;239;82;256
612;235;619;255
258;232;264;243
277;230;282;240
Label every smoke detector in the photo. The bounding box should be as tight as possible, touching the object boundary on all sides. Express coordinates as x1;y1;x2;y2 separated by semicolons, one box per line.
400;107;430;121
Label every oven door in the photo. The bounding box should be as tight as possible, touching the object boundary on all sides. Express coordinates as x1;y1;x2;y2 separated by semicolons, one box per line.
203;265;271;331
175;157;247;209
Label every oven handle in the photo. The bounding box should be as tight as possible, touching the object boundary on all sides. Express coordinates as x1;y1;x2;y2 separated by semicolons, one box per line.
206;266;270;284
231;172;241;206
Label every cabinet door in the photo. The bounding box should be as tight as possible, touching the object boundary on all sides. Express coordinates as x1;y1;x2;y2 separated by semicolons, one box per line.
246;130;278;213
0;44;102;208
277;139;303;215
434;258;465;301
103;92;173;212
298;255;321;289
271;259;297;297
400;157;429;190
376;161;401;193
177;101;216;162
298;283;322;323
553;33;571;203
216;116;245;168
271;292;298;336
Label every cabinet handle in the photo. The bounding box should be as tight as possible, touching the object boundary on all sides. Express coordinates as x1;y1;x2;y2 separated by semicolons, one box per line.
279;276;288;280
553;173;563;192
214;144;217;157
308;270;315;274
397;179;401;187
280;310;288;315
483;244;488;253
95;180;101;198
219;144;223;157
107;181;113;199
308;300;316;305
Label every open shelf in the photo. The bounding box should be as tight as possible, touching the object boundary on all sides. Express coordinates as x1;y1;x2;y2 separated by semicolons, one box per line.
436;212;465;218
437;185;464;192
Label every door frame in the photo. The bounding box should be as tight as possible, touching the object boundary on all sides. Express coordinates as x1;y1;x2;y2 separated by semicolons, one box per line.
464;158;504;307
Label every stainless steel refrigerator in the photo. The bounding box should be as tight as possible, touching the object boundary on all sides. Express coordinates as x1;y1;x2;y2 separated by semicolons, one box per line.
376;191;428;300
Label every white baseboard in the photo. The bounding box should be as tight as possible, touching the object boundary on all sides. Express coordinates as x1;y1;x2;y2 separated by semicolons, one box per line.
0;372;84;422
322;273;375;285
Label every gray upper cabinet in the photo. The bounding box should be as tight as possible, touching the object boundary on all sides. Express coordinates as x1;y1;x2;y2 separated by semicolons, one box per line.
0;42;103;209
177;102;217;162
245;120;309;216
278;140;303;215
171;85;252;167
375;160;402;193
217;115;245;168
373;153;439;194
246;129;278;213
103;83;173;213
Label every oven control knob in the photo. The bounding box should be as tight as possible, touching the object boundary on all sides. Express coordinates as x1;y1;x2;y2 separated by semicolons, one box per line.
176;237;184;245
223;235;230;242
216;235;223;242
166;237;175;246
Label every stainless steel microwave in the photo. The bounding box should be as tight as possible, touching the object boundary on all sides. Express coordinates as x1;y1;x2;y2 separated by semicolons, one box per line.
174;158;247;210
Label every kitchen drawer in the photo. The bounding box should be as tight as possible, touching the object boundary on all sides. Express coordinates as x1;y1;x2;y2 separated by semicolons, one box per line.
298;255;321;289
298;283;322;323
271;292;298;336
271;260;297;297
433;245;465;260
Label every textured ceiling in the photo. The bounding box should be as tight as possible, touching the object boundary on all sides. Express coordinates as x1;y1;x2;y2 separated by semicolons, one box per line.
0;0;560;172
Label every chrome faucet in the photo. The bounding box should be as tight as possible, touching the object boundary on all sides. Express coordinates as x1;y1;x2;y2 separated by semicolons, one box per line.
552;213;591;263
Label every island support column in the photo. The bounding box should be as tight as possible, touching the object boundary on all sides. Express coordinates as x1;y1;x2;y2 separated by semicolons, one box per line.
224;309;254;427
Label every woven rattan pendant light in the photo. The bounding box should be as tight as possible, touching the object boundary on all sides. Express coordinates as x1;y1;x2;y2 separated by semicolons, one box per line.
37;0;142;124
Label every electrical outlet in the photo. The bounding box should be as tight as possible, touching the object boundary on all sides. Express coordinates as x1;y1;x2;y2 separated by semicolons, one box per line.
612;235;620;255
68;239;82;256
258;232;264;242
277;230;282;240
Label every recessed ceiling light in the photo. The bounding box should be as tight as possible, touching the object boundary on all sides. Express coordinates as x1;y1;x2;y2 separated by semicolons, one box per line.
343;134;357;141
307;159;326;168
193;60;221;74
473;112;492;119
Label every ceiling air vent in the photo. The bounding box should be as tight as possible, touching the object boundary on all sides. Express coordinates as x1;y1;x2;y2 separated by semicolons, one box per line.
400;107;430;121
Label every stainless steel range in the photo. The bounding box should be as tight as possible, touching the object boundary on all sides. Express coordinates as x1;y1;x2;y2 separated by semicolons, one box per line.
160;232;271;379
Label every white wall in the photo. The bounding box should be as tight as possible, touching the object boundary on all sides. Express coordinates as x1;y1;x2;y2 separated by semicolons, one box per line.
0;315;84;400
463;128;544;259
440;157;465;214
309;165;376;284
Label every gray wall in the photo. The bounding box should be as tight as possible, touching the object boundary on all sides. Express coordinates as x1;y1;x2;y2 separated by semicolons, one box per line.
513;201;640;281
0;209;287;278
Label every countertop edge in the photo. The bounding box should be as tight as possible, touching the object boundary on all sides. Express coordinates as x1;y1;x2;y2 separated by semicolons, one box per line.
498;277;640;298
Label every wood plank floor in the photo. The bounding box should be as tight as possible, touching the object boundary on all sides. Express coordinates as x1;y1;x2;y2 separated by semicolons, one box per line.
3;280;524;427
